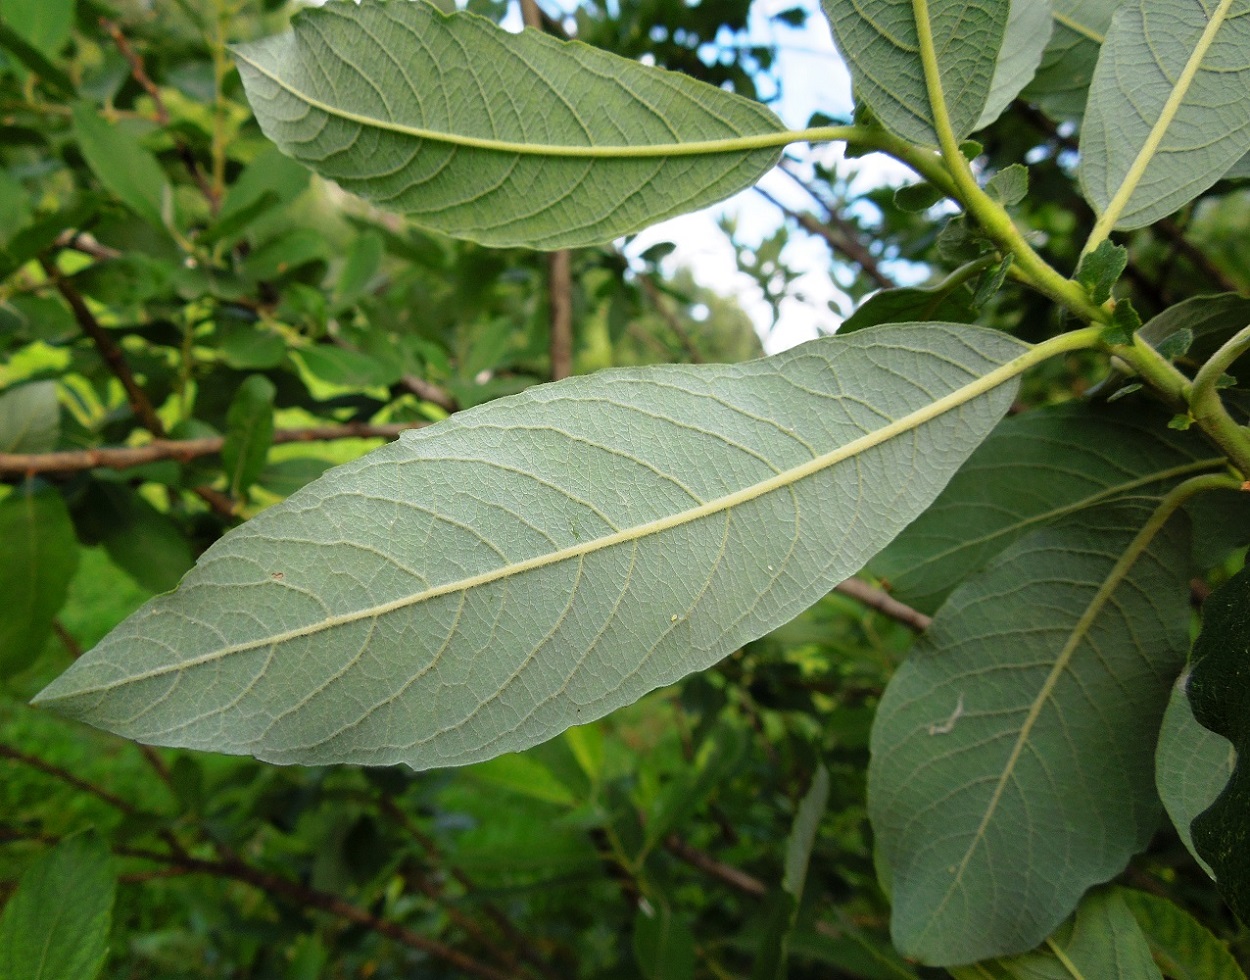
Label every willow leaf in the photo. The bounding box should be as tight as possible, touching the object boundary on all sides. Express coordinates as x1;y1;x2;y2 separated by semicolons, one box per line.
870;500;1191;965
233;0;787;250
976;0;1055;130
820;0;1009;146
34;325;1025;770
1022;0;1124;122
1080;0;1250;234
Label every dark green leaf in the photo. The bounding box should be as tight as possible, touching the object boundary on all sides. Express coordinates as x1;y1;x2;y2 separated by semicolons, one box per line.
1022;0;1122;122
0;19;74;98
634;903;696;980
893;182;945;213
1189;566;1250;923
222;375;276;500
333;231;385;310
840;283;977;334
0;483;79;675
255;457;334;498
973;254;1014;307
1076;239;1127;304
74;481;193;594
295;344;402;390
1119;887;1248;980
0;831;115;980
215;320;287;370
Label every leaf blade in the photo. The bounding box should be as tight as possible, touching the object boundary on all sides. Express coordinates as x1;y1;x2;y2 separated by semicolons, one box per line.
35;325;1025;770
233;0;787;249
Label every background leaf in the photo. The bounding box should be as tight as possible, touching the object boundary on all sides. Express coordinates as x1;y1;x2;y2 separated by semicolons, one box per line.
222;375;276;500
819;0;1009;146
234;0;786;249
1022;0;1123;122
870;400;1224;614
870;500;1192;964
34;325;1025;769
0;483;79;675
0;831;116;980
72;102;170;230
1155;672;1235;877
1080;0;1250;231
0;379;58;453
634;903;696;980
1189;565;1250;923
1119;888;1248;979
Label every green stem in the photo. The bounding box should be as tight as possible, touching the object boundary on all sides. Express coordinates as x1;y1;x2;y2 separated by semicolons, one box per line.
1189;325;1250;475
907;0;1107;324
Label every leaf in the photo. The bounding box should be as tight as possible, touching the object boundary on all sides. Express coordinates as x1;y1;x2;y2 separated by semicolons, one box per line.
222;375;277;500
469;753;579;806
839;282;977;335
1139;292;1250;362
294;344;402;390
964;888;1163;980
1155;671;1234;877
233;0;786;249
976;0;1055;129
871;399;1224;614
72;102;170;230
1075;239;1127;304
820;0;1010;146
1080;0;1250;233
985;164;1030;207
1188;566;1250;923
215;320;287;370
1119;888;1248;980
1022;0;1124;122
634;903;696;980
34;324;1027;769
74;481;193;594
0;379;58;453
0;19;74;98
0;484;79;675
255;457;335;498
210;144;310;243
870;500;1192;964
0;831;116;980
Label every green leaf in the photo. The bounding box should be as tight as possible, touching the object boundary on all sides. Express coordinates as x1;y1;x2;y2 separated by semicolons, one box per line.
1080;0;1250;233
233;0;786;249
1119;887;1248;980
222;375;276;500
966;888;1163;980
1075;239;1126;304
871;400;1223;614
34;324;1027;769
634;903;696;980
985;164;1030;207
255;457;335;498
72;103;170;230
976;0;1055;129
1156;673;1235;877
0;379;58;453
0;484;79;675
294;344;402;390
210;145;310;243
215;320;287;370
839;282;978;334
469;752;579;806
820;0;1010;146
1022;0;1123;122
0;0;75;59
0;831;116;980
0;19;74;98
74;481;193;594
334;231;385;310
1139;292;1250;361
870;500;1192;964
645;721;748;851
1188;566;1250;923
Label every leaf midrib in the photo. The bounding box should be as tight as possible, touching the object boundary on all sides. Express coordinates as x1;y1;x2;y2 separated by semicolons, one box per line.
231;47;821;159
49;337;1066;700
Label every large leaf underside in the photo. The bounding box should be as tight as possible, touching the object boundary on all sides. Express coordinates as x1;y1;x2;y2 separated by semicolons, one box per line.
35;325;1024;770
233;0;786;249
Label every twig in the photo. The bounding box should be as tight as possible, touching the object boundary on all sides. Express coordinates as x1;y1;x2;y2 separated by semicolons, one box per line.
401;375;458;413
663;834;768;897
52;230;122;262
51;619;82;658
639;275;703;363
0;422;427;477
0;743;138;816
834;578;932;633
768;171;895;290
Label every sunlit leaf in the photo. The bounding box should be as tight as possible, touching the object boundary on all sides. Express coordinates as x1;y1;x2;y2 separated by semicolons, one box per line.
34;325;1025;769
0;379;58;453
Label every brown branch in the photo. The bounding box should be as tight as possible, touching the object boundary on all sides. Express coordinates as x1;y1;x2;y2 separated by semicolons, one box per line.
43;258;167;437
401;375;458;413
639;275;703;363
835;578;932;633
0;422;427;477
547;249;574;381
52;619;83;658
663;834;768;897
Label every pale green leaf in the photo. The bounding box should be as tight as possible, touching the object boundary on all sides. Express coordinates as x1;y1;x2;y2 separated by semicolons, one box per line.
33;324;1025;769
1022;0;1123;122
72;102;170;230
871;400;1223;613
820;0;1009;146
1080;0;1250;232
233;0;786;250
0;484;79;675
976;0;1055;129
0;0;75;58
1156;671;1235;877
1120;887;1248;979
0;379;58;453
968;888;1163;979
1227;150;1250;177
0;832;115;980
870;501;1192;964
